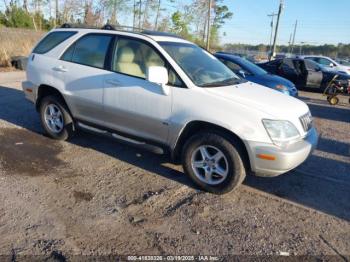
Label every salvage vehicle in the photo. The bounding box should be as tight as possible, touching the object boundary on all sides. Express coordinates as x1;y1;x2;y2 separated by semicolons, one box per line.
258;58;350;91
215;52;298;97
22;24;318;194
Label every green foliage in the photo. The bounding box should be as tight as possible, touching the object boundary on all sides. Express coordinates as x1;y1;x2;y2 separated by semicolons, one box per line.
213;4;233;29
0;5;34;28
0;4;53;30
170;11;192;40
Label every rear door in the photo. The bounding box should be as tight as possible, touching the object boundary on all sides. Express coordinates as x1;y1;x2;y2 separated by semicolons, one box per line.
59;33;113;125
278;59;299;83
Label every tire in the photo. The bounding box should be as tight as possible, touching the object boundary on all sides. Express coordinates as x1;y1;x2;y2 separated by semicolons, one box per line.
39;95;75;140
328;96;339;105
182;132;246;194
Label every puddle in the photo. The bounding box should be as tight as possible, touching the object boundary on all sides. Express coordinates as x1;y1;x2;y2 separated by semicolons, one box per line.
73;190;93;202
0;128;64;176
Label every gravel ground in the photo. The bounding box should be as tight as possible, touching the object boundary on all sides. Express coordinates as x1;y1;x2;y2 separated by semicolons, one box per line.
0;71;349;260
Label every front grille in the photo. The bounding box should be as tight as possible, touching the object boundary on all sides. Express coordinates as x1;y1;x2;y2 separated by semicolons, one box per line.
299;112;313;132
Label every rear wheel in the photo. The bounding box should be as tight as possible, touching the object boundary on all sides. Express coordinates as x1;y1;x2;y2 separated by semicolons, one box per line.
182;132;246;194
39;95;75;140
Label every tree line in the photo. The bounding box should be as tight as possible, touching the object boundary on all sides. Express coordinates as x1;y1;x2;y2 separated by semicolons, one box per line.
1;0;349;57
223;43;350;59
0;0;232;48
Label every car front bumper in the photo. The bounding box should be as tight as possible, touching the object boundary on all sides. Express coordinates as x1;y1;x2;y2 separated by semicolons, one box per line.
246;127;318;177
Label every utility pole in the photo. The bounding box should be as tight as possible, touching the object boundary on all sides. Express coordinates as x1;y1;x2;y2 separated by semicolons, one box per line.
267;13;278;56
271;0;284;59
287;33;292;54
290;20;298;54
206;0;212;51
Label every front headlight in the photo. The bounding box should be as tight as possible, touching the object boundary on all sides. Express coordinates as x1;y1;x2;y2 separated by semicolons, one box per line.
274;84;290;95
262;119;300;147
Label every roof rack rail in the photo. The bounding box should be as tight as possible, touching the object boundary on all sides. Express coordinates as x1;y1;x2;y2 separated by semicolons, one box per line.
58;23;183;39
140;30;183;39
59;23;143;32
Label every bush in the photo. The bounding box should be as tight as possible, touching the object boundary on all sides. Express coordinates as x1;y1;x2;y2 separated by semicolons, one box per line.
1;5;34;28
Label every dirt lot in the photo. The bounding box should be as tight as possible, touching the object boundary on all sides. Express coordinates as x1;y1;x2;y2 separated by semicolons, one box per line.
0;71;349;260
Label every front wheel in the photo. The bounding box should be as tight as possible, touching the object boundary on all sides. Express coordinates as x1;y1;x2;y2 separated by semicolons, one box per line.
182;132;246;194
39;95;75;140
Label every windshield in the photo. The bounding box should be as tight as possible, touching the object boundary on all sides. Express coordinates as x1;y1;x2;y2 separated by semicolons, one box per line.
159;42;241;87
236;58;268;76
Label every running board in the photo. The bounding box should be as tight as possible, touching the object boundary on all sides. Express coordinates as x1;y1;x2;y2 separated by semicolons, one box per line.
77;122;164;154
78;122;108;134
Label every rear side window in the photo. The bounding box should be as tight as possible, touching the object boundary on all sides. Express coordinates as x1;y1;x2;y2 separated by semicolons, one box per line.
33;31;76;54
64;34;113;69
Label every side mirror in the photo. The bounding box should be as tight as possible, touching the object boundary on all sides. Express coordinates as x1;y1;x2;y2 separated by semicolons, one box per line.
146;66;170;95
329;63;335;67
238;69;246;78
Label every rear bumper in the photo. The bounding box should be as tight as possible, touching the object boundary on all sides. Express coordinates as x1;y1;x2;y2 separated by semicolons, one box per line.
22;81;37;103
246;127;318;177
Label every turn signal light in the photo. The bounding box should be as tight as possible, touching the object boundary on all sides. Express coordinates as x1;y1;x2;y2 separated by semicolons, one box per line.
257;154;276;160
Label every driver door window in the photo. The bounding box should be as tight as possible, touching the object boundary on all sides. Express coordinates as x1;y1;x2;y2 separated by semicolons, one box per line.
111;38;182;86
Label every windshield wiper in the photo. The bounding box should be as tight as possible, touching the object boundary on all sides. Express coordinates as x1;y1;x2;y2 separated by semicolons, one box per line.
200;77;243;87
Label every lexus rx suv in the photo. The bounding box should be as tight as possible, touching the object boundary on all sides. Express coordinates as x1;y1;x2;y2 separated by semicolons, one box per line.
22;25;318;194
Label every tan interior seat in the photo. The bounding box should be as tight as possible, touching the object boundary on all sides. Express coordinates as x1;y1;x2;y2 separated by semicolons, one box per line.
115;47;144;78
146;52;165;68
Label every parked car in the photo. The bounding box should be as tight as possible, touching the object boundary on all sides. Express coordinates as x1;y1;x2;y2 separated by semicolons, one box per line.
336;59;350;66
258;58;350;91
300;55;350;75
22;25;318;194
215;52;298;97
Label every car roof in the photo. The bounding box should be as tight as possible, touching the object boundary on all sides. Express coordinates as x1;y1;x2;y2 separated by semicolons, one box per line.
298;55;332;59
215;52;241;60
53;24;192;44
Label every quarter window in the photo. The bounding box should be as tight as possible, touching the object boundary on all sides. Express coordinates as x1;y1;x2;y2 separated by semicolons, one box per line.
33;31;76;54
67;34;113;69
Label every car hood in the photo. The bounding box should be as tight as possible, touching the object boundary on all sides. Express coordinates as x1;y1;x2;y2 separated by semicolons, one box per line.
204;81;308;119
247;73;295;89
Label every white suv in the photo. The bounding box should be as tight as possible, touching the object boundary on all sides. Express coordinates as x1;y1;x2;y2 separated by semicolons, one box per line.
22;25;318;194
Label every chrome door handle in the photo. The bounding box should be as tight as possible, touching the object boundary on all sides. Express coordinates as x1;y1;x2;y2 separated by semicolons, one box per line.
52;66;68;72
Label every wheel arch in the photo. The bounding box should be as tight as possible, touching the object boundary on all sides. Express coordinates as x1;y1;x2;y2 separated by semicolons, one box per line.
36;84;71;114
172;120;251;171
